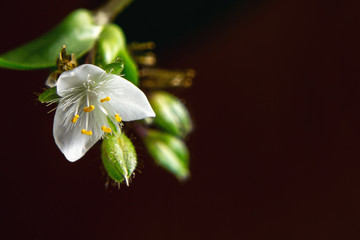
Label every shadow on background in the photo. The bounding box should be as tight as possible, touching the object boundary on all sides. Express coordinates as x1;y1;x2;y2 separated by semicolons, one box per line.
0;0;359;239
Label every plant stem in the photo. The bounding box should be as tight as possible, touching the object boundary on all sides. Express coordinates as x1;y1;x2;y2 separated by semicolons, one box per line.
94;0;134;25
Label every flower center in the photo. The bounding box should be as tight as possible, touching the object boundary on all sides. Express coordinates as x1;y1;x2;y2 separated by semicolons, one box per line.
63;74;123;137
83;74;100;93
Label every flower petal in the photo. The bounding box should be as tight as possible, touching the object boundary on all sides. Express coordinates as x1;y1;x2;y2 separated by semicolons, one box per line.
57;64;106;96
103;75;155;121
53;100;100;162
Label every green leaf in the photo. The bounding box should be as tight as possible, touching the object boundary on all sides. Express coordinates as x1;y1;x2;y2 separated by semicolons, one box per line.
0;9;103;70
106;116;120;134
144;130;190;180
38;87;60;103
150;91;192;137
119;49;139;86
102;58;124;75
95;24;124;66
101;132;137;185
95;24;138;85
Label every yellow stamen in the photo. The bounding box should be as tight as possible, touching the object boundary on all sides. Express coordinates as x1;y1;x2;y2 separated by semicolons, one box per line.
100;96;111;103
101;126;112;133
81;129;92;136
83;105;95;112
115;114;122;122
71;114;79;123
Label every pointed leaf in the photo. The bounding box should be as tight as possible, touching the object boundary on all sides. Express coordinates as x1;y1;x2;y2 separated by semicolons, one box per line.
38;87;60;103
0;9;103;70
102;58;124;75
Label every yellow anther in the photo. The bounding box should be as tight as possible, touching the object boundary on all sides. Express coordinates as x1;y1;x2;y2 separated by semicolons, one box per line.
101;126;112;133
115;114;122;122
71;114;79;123
81;129;92;136
100;96;111;103
83;105;95;112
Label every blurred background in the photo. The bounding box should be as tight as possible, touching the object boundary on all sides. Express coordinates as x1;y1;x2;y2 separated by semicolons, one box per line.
1;0;360;239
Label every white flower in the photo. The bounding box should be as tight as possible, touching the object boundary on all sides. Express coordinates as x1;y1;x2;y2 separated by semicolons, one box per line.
53;64;155;162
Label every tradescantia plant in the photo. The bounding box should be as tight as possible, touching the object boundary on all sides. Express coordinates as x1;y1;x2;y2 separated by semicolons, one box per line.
1;0;194;187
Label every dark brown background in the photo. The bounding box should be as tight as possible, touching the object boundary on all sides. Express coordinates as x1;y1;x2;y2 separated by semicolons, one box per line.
1;0;360;239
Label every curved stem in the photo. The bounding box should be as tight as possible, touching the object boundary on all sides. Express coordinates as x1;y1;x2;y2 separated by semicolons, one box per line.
94;0;134;25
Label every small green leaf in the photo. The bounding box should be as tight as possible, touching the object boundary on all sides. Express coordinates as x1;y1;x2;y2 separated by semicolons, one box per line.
150;91;192;137
0;9;103;70
38;87;60;103
102;58;124;75
101;132;137;185
106;116;120;134
144;130;190;180
95;24;138;85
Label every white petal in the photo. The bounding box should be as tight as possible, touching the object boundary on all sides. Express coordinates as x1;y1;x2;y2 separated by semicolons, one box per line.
103;75;155;121
53;101;100;162
57;64;106;96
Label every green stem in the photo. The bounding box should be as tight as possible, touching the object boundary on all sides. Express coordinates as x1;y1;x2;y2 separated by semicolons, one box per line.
94;0;134;25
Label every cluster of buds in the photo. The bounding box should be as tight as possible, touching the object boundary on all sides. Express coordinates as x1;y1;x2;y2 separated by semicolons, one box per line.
128;42;195;181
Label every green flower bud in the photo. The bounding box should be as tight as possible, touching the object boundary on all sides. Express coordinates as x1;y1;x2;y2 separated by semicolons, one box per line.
144;130;190;181
101;132;137;185
95;24;138;85
149;91;192;137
